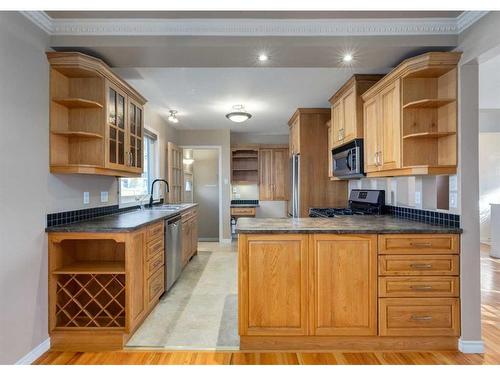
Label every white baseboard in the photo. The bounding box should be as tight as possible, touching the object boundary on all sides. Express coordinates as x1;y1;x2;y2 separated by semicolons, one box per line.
458;338;484;353
220;238;233;244
15;338;50;365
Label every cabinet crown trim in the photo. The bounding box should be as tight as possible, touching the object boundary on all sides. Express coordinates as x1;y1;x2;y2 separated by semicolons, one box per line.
362;52;462;101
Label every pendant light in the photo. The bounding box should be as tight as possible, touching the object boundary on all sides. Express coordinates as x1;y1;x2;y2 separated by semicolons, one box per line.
225;105;252;123
168;110;179;123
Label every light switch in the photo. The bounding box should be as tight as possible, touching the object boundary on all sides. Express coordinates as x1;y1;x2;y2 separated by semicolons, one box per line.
101;191;109;203
83;192;90;205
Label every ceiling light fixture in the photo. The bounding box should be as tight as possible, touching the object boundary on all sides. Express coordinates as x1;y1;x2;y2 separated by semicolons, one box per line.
168;110;179;123
226;105;252;123
258;53;269;62
183;158;194;165
342;53;354;63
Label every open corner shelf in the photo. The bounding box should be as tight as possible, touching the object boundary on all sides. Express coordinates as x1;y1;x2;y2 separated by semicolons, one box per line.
51;130;103;139
53;261;125;275
402;98;456;109
402;131;456;140
52;98;104;109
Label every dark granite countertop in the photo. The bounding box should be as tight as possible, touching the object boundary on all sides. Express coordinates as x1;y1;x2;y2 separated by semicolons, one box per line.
46;203;198;233
236;216;462;234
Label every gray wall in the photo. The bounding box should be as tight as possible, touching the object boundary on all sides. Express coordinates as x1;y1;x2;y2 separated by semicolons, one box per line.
0;12;178;364
193;149;219;239
231;132;289;145
0;12;51;365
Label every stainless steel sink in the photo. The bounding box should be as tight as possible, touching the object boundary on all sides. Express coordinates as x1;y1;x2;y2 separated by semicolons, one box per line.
148;204;189;211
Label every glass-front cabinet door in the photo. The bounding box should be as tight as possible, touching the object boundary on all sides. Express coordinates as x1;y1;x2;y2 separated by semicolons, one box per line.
128;98;144;173
106;83;128;171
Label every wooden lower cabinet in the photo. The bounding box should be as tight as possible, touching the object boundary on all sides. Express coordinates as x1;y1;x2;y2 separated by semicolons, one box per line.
238;232;461;350
310;234;377;336
238;234;309;336
47;221;165;351
182;208;198;267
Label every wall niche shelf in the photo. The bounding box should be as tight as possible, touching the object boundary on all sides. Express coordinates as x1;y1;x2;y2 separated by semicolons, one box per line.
402;98;455;109
51;131;103;139
402;131;456;140
52;98;103;109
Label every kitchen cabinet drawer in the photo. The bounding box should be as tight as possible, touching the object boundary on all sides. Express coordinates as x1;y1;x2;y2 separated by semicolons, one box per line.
231;207;256;216
146;236;164;259
378;234;459;255
147;221;164;242
378;255;459;276
379;276;459;297
379;298;460;336
147;250;164;277
147;268;165;304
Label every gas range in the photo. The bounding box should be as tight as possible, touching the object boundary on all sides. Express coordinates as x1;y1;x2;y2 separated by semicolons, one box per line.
309;189;385;218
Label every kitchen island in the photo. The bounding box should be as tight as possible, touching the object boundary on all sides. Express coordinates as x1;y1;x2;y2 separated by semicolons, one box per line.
45;203;198;351
237;216;462;351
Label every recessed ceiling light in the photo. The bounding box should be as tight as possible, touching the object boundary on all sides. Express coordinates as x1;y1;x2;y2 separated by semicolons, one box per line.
168;110;179;123
342;53;354;63
226;105;252;123
258;54;269;62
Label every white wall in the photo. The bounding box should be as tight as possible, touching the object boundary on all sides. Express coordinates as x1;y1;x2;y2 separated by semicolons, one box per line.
231;132;289;145
479;133;500;243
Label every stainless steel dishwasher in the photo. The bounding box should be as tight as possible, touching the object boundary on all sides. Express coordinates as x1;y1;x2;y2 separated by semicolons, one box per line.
165;214;182;292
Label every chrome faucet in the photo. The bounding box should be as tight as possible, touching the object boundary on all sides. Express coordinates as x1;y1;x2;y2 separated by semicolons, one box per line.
149;179;170;208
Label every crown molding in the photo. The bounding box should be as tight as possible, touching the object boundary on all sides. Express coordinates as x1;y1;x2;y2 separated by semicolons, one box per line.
21;10;489;37
20;11;53;34
456;11;489;32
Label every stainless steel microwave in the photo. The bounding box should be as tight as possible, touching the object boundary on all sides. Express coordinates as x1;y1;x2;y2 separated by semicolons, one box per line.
332;139;365;179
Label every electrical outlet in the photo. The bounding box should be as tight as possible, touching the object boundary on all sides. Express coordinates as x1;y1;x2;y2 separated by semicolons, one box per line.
83;192;90;205
449;175;458;191
415;191;421;205
100;191;109;203
450;192;458;208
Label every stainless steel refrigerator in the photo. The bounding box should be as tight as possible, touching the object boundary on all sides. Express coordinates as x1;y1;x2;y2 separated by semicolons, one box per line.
288;153;300;217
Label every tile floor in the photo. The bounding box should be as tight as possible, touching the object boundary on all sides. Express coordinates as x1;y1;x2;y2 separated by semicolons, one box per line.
126;241;239;350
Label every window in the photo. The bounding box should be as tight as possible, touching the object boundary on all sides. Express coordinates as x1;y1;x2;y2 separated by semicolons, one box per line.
119;133;157;207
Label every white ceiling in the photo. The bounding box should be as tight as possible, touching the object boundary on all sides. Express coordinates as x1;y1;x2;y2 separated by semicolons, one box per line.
480;53;500;109
114;67;386;134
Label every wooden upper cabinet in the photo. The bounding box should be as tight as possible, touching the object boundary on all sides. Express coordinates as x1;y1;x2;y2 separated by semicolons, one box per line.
47;52;146;177
379;81;401;171
363;96;380;173
259;149;273;200
259;148;289;201
238;234;309;336
329;75;383;149
310;234;378;336
362;52;461;177
289;117;300;156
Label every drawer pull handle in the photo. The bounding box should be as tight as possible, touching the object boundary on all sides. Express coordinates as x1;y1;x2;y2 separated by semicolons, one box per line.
410;285;433;290
410;263;433;269
410;242;432;247
411;315;433;321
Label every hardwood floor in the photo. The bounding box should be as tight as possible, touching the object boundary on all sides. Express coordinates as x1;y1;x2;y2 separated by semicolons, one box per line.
34;244;500;365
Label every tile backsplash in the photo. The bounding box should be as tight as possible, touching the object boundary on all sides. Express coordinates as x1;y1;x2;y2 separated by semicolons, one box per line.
385;205;460;228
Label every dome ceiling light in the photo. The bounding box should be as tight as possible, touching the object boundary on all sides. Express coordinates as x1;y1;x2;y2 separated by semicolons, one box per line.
225;105;252;123
168;110;179;123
